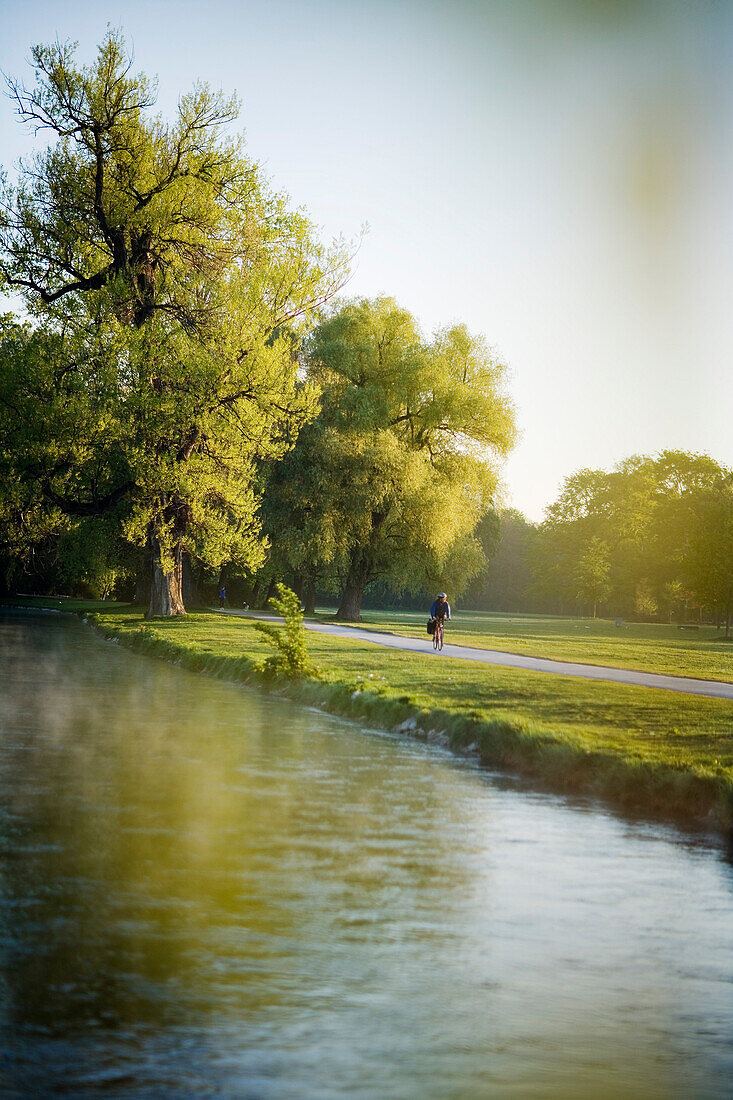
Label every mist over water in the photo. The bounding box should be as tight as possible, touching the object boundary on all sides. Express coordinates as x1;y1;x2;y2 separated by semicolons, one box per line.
1;612;732;1097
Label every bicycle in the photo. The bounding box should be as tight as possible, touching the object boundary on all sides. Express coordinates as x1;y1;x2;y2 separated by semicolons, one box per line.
432;616;445;651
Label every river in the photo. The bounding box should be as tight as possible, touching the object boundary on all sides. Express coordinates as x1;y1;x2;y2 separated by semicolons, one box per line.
1;612;732;1098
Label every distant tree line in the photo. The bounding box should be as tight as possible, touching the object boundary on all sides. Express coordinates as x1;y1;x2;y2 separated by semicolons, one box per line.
466;452;733;638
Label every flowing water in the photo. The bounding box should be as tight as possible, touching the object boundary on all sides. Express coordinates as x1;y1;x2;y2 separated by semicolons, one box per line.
0;612;732;1098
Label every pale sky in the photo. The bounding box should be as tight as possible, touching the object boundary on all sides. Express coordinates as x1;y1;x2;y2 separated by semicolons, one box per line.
1;0;732;520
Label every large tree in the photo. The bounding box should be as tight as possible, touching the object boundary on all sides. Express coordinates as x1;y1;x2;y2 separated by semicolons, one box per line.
0;32;344;614
275;298;516;620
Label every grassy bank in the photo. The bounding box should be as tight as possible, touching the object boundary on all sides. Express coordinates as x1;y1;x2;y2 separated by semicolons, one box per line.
5;598;732;834
330;609;733;682
49;602;730;836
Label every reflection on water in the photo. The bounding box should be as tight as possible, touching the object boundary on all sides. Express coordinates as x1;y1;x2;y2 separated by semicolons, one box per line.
1;613;732;1098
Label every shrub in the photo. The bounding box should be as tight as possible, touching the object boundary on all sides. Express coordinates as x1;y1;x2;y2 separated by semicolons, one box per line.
254;583;311;676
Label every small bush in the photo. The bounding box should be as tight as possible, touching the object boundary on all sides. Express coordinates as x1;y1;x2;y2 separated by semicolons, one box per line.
254;583;312;677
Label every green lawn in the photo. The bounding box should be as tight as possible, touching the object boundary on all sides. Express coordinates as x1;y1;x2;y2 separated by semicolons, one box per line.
322;608;733;683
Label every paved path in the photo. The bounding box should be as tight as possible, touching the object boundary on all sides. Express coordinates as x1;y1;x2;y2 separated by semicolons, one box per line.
217;610;733;701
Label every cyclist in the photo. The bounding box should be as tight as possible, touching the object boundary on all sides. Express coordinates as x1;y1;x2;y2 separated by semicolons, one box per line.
430;592;451;628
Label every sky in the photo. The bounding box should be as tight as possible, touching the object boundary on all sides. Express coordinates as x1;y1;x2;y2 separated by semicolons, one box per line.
1;0;732;521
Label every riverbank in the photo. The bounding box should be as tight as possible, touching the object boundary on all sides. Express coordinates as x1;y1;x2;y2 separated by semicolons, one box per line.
5;608;732;1099
51;603;728;837
3;600;732;834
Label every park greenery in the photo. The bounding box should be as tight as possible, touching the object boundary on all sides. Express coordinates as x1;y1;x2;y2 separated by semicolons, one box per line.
2;31;731;846
315;608;733;682
0;32;516;619
1;32;732;641
257;299;515;620
253;582;312;677
528;451;733;637
457;454;733;639
0;31;346;615
35;598;726;831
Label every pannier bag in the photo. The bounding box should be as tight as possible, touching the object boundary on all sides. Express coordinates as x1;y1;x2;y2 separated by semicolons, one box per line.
427;619;436;635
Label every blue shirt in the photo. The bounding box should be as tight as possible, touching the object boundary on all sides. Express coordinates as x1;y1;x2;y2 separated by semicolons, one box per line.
430;599;451;619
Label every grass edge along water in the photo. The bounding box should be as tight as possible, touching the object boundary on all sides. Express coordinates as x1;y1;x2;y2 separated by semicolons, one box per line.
68;604;733;839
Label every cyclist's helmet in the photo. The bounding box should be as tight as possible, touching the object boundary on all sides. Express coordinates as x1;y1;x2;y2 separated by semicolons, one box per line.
437;592;447;599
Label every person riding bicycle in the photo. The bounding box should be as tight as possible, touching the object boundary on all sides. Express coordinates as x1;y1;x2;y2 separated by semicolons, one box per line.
430;593;451;626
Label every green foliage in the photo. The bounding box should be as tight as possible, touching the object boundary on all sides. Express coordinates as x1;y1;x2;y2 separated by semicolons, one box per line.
253;583;312;676
575;536;611;615
531;450;733;621
684;480;733;637
55;516;132;599
634;579;659;619
0;32;346;611
259;297;517;617
464;508;537;611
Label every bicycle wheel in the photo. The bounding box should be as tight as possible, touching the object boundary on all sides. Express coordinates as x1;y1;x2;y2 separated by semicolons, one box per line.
437;624;444;651
432;626;440;650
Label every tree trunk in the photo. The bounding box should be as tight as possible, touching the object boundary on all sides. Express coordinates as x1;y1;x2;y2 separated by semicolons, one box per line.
147;536;185;617
336;549;372;621
182;553;199;608
134;549;152;606
335;511;388;621
258;576;276;610
0;555;12;598
304;574;316;616
134;570;150;606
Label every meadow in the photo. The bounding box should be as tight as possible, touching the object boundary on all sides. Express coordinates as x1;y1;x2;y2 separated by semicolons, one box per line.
328;608;733;682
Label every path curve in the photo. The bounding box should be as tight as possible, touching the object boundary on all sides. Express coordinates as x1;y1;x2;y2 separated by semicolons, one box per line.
217;610;733;701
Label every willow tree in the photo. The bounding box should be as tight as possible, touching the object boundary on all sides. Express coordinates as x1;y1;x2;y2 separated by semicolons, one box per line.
288;298;516;620
0;32;344;614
